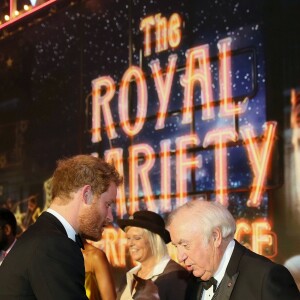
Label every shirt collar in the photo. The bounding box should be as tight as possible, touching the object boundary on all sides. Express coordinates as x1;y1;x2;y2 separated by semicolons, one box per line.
128;255;171;279
47;208;77;242
214;239;235;286
150;255;170;278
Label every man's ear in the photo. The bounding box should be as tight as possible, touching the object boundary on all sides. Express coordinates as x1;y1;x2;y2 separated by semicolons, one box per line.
85;191;93;204
82;185;93;204
212;228;222;247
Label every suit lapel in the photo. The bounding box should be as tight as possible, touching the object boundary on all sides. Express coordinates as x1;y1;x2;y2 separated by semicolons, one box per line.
212;240;246;300
225;240;246;276
212;272;239;300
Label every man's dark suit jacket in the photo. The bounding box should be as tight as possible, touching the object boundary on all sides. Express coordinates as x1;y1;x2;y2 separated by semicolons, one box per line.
186;240;300;300
0;212;88;300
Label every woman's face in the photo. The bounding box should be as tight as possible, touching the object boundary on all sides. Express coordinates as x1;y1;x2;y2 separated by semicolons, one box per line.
126;227;153;263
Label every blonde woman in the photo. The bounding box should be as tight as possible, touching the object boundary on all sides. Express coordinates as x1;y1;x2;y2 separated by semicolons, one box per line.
117;211;190;300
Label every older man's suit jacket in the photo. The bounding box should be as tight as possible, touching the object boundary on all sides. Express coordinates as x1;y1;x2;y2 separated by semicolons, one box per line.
186;240;300;300
0;212;88;300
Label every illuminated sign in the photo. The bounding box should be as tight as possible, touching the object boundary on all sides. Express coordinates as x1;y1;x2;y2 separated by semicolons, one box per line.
0;0;296;276
0;0;57;30
89;12;278;262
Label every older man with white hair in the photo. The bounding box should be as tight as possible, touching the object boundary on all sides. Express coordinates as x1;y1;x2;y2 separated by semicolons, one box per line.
167;200;300;300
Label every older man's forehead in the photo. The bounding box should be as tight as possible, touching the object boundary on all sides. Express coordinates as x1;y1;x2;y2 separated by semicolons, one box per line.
174;211;194;229
170;222;192;241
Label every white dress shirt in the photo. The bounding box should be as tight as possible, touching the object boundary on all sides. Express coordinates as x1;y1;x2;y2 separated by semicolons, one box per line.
202;240;235;300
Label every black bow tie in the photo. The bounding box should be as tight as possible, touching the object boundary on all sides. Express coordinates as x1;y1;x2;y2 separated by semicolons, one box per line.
199;277;218;292
75;234;84;249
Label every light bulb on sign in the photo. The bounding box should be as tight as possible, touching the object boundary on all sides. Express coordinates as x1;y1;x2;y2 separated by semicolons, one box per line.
30;0;37;6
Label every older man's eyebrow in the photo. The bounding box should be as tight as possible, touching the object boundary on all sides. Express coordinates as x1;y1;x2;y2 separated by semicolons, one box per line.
178;239;189;245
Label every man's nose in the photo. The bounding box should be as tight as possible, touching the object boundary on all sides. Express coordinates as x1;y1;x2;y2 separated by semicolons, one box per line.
177;248;187;263
106;207;113;222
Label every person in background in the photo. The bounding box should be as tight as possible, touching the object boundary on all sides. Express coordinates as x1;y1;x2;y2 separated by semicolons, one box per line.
284;255;300;291
82;239;117;300
167;200;300;300
1;197;15;211
0;208;17;266
117;210;190;300
21;195;41;232
0;154;122;299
